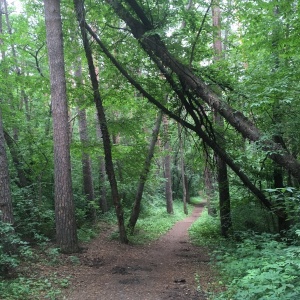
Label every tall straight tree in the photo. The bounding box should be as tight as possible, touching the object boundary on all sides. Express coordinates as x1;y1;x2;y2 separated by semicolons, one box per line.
212;1;232;237
0;109;14;224
74;60;96;222
163;114;173;214
44;0;78;253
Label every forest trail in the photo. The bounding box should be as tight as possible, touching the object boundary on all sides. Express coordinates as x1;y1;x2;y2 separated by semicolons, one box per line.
61;205;212;300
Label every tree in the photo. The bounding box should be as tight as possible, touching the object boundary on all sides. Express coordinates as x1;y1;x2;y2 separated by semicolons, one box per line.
212;1;231;237
163;114;174;214
128;110;163;233
177;123;188;215
0;109;14;224
103;0;300;183
74;59;96;222
73;0;128;244
44;0;78;253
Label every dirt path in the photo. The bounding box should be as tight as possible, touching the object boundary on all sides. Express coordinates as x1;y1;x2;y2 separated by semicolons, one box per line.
61;205;212;299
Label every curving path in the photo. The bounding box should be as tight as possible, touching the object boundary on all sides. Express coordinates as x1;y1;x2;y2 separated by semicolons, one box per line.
62;204;211;300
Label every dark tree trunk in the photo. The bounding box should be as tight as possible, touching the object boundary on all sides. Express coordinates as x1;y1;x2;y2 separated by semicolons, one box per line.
163;114;174;214
73;0;128;243
128;110;163;233
0;110;14;224
44;0;78;253
3;131;30;188
95;115;108;213
74;61;96;222
212;2;232;237
178;123;188;214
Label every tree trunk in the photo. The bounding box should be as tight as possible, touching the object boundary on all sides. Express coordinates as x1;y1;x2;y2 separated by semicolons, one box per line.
44;0;78;253
74;60;96;222
128;110;163;233
0;110;14;224
163;114;173;214
73;0;128;243
204;149;215;215
178;123;188;215
212;1;232;237
95;114;108;213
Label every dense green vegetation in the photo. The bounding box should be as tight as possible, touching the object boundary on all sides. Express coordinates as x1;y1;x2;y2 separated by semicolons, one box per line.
1;0;300;298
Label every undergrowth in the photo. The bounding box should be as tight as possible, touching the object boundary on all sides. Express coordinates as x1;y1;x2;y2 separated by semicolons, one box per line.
0;273;70;300
188;209;300;299
128;198;195;244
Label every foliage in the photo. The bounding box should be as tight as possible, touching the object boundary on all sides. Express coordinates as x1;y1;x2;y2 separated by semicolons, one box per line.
128;198;193;244
212;232;300;300
0;273;70;300
0;221;20;276
189;209;222;246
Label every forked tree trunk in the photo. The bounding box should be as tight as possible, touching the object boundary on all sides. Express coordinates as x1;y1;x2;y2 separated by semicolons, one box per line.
128;110;163;233
44;0;78;253
74;0;128;243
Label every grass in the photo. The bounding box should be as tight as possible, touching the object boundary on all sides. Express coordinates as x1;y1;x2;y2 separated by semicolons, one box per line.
128;198;196;244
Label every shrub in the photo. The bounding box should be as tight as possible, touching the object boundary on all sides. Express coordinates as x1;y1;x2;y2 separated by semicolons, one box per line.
213;232;300;300
189;209;221;246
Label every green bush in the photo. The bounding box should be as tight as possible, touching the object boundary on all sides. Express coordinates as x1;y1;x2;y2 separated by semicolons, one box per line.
0;221;22;277
189;209;221;246
213;232;300;300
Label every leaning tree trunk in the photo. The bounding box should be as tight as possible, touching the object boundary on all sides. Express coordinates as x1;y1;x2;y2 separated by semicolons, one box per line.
128;110;163;233
44;0;78;253
95;114;108;213
104;0;300;183
73;0;128;243
85;26;274;213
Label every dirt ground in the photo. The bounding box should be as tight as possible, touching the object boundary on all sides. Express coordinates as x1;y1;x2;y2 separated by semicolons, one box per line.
58;204;214;300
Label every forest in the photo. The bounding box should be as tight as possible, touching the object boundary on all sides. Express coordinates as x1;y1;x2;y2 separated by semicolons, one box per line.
1;0;300;299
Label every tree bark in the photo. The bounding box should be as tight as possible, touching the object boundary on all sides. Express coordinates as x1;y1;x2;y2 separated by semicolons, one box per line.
44;0;78;253
163;114;174;214
212;1;232;237
74;60;96;222
0;110;14;224
73;0;128;243
178;123;188;215
128;110;163;233
95;114;108;213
